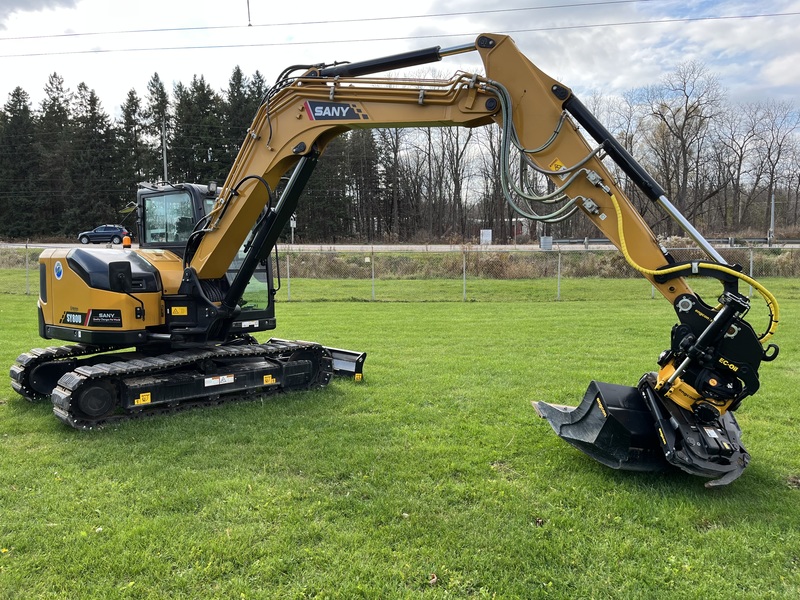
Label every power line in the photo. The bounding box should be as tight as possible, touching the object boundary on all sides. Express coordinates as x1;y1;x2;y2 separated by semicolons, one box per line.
0;11;797;60
0;1;658;42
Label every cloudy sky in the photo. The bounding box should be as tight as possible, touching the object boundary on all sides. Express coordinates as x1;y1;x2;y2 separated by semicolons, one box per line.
0;0;798;116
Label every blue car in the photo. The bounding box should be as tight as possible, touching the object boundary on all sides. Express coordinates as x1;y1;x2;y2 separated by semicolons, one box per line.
77;225;133;245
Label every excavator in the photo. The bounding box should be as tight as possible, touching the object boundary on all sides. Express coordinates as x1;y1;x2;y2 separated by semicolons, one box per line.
9;33;779;487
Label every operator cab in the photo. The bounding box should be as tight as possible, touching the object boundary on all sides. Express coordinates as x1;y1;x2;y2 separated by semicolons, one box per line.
137;182;216;257
136;182;277;334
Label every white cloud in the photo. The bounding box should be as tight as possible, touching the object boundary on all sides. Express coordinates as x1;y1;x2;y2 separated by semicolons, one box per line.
0;0;78;25
0;0;798;114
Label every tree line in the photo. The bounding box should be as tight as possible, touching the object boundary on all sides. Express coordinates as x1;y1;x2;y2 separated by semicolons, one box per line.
0;61;797;243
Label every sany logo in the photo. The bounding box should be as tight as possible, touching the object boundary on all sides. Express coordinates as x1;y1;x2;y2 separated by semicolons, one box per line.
304;101;368;121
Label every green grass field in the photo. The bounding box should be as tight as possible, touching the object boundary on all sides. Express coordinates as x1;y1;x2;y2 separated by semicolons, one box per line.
1;280;799;598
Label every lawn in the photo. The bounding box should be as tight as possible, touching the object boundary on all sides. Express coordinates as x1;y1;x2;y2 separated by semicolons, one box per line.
1;280;799;598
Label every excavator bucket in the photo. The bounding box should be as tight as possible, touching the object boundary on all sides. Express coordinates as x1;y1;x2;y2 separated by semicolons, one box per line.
535;380;668;472
536;377;752;487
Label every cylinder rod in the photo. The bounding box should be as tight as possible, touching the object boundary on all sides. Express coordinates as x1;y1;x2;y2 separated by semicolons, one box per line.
656;195;727;264
439;42;477;58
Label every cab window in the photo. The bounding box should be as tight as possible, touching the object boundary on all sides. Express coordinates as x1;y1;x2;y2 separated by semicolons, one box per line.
143;192;194;243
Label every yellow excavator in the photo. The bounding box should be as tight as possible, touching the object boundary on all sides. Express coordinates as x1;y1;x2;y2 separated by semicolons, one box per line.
10;34;779;487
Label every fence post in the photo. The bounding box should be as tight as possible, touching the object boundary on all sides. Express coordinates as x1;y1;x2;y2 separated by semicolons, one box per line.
371;250;376;301
25;239;30;295
286;254;291;302
748;249;754;298
556;251;562;301
462;249;467;302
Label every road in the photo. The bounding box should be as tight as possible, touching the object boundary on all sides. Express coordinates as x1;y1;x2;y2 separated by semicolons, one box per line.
0;240;622;252
1;240;794;252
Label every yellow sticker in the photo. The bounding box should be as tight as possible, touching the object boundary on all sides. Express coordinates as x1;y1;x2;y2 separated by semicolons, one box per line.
134;392;152;405
354;373;363;382
549;158;569;180
171;306;188;316
264;374;276;385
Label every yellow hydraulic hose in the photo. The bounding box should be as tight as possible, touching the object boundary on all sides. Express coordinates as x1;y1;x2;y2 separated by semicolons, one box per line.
608;194;779;343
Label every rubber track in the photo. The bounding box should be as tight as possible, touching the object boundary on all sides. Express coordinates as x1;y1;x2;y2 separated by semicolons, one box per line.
13;340;329;430
10;343;116;401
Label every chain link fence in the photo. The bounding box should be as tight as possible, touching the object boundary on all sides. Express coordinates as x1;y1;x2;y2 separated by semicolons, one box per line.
0;246;41;297
3;244;796;302
268;247;799;303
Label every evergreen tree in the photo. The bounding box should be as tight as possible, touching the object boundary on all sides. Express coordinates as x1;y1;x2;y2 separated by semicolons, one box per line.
221;66;253;170
0;88;39;238
248;71;268;103
296;135;352;242
36;73;74;236
0;61;797;242
347;130;383;241
144;73;170;182
171;76;224;183
219;68;268;173
63;83;117;234
116;88;147;191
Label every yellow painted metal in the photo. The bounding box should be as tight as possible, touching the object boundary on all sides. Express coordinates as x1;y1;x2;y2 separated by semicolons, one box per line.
134;248;185;295
656;361;735;415
655;362;704;411
475;35;692;302
38;249;164;335
190;73;497;279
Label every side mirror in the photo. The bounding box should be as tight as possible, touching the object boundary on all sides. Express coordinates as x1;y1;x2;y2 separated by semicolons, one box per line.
109;261;133;293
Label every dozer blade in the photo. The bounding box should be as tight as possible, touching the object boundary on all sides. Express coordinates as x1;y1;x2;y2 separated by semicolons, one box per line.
535;381;668;472
269;339;366;380
324;346;366;380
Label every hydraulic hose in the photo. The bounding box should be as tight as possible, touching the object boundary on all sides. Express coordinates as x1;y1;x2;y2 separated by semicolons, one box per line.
608;193;779;342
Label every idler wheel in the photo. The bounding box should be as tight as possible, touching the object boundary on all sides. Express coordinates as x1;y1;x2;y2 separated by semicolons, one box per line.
74;380;119;419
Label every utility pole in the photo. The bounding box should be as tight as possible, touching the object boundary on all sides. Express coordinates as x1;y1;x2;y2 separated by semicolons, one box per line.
162;120;168;182
768;192;775;247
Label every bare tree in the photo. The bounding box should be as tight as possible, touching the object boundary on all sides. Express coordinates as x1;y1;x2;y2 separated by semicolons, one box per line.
475;125;507;240
788;145;800;228
417;127;449;239
603;91;659;225
755;100;799;236
640;61;726;228
375;127;405;240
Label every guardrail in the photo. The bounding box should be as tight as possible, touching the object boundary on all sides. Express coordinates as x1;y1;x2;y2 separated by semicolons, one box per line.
548;237;796;247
